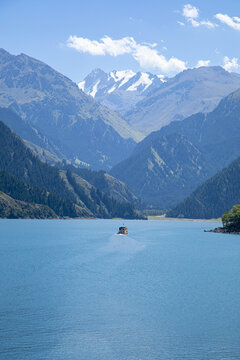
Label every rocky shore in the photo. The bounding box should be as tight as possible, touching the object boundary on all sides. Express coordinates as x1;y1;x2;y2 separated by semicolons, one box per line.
204;227;240;234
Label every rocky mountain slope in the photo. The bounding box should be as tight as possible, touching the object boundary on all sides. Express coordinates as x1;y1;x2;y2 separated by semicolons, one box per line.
0;119;143;219
0;106;141;206
111;133;211;208
0;170;78;218
0;191;57;219
79;68;166;114
61;165;140;206
167;157;240;219
111;88;240;209
0;49;143;169
124;66;240;135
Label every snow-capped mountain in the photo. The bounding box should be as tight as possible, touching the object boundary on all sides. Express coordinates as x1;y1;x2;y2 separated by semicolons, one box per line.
78;69;166;114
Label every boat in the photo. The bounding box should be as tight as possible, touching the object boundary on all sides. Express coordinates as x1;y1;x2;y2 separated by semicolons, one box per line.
117;226;128;235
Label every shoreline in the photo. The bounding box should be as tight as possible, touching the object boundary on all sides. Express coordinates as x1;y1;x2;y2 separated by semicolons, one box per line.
205;227;240;235
147;216;221;222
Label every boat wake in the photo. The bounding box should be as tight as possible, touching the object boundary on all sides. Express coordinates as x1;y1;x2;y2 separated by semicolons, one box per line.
104;234;145;254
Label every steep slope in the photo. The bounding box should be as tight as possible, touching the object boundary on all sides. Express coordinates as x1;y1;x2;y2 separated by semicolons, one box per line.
0;192;57;219
111;88;240;208
0;107;66;160
152;88;240;168
0;106;142;209
0;49;142;169
62;165;140;206
0;169;88;218
62;170;141;219
167;157;240;219
125;66;240;135
0;120;143;219
111;133;210;208
79;68;166;114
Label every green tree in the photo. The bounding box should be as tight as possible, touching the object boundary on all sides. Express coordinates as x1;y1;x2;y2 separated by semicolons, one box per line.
222;205;240;231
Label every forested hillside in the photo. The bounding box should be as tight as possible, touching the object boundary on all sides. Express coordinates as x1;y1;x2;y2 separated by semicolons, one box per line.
0;192;57;219
111;88;240;209
62;165;140;206
0;120;143;219
167;157;240;219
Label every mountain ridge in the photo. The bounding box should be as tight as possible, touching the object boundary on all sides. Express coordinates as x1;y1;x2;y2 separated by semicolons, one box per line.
167;156;240;219
124;66;240;135
0;117;143;219
111;87;240;209
0;49;142;169
78;68;166;114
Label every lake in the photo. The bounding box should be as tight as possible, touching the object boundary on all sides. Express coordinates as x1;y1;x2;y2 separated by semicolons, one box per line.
1;219;240;360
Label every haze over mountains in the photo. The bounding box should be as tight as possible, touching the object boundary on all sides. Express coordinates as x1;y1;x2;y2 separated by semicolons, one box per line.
167;156;240;219
125;66;240;135
0;49;142;170
111;88;240;209
0;112;142;219
80;66;240;137
1;47;240;218
79;68;166;114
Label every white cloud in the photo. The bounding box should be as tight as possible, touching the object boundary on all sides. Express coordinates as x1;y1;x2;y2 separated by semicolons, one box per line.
196;60;210;67
182;4;217;29
67;35;134;56
223;56;239;72
215;13;240;31
67;35;186;75
177;21;185;26
133;44;186;74
189;19;216;29
233;16;240;23
183;4;199;19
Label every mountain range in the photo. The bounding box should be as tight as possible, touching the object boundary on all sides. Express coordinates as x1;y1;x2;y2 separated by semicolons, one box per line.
124;66;240;135
167;156;240;219
0;111;143;219
80;66;240;138
1;47;240;218
0;49;143;170
78;68;166;114
111;88;240;209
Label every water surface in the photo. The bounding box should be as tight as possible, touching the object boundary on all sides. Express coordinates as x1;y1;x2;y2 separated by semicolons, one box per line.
1;219;240;360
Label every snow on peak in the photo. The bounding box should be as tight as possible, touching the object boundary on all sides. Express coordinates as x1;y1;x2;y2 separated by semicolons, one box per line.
127;73;153;92
108;85;116;94
110;70;136;84
78;80;85;91
78;68;166;101
157;74;166;82
89;80;100;98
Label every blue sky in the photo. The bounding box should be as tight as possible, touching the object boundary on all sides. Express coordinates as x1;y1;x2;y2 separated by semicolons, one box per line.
1;0;240;82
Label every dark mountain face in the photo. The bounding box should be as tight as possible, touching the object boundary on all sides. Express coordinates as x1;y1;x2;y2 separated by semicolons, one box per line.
111;88;240;209
0;49;142;169
0;191;57;219
111;133;211;208
0;107;65;159
124;66;240;135
167;157;240;219
61;165;140;206
0;118;143;219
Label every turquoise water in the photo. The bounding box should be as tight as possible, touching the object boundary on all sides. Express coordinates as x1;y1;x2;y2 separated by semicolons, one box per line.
1;219;240;360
